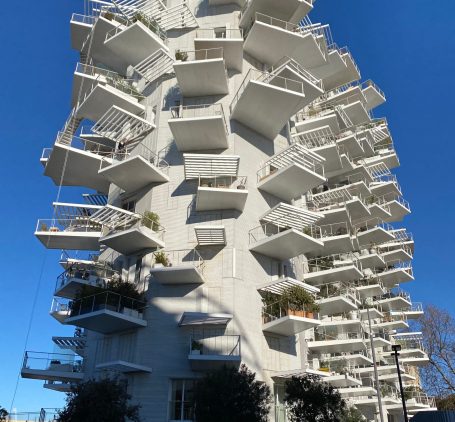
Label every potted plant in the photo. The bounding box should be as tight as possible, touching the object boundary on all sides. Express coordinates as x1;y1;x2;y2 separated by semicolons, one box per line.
191;339;203;355
39;222;48;231
318;360;330;372
280;286;319;319
154;251;169;268
175;50;188;62
142;211;160;231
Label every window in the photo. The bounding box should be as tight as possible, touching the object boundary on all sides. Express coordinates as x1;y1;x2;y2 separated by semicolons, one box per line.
134;256;143;284
169;379;195;421
122;199;135;212
214;27;226;38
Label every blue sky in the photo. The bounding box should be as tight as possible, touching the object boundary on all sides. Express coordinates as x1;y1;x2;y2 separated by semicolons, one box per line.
0;0;454;414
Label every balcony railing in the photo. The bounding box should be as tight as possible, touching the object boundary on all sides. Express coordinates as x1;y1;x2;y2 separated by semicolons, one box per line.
175;47;224;62
198;175;247;190
36;218;101;235
170;103;228;133
105;13;167;43
55;263;121;294
262;300;318;324
189;334;241;357
307;252;359;273
353;218;394;235
71;13;97;25
230;68;305;114
313;331;365;342
22;351;83;375
153;248;205;271
249;221;322;244
195;28;243;39
373;289;411;303
317;282;360;303
69;291;146;319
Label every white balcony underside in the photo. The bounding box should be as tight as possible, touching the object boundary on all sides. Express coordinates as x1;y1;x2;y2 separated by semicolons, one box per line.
317;296;358;315
168;115;229;151
100;226;165;255
174;59;229;97
373;319;409;331
325;375;361;388
370;183;401;200
355;227;395;247
310;50;348;83
98;156;169;192
328;354;373;366
76;84;144;122
363;85;386;109
258;277;319;295
308;338;366;353
231;80;307;140
104;22;168;72
342;101;371;126
250;229;323;260
309;144;348;175
374;297;411;311
179;312;233;326
65;309;147;334
188;354;241;371
383;201;411;223
263;315;320;336
358;308;383;320
357;253;385;270
54;278;101;299
362;151;400;170
70;18;92;50
244;22;326;68
35;230;101;250
196;187;248;211
257;163;326;201
295;114;340;135
310;235;354;257
209;0;245;5
194;38;243;72
305;265;364;285
339;386;377;398
368;203;391;220
400;357;430;367
44;143;110;193
96;360;152;373
44;382;72;392
150;264;206;284
377;269;414;287
21;367;84;383
356;284;385;299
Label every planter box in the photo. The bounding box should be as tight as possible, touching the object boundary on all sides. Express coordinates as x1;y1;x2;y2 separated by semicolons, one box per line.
287;309;314;319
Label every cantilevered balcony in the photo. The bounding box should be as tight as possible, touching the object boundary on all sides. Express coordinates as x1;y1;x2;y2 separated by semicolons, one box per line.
249;222;323;260
230;69;308;140
316;283;361;315
378;242;413;264
54;262;120;299
379;193;411;223
63;291;147;334
179;312;233;326
104;20;169;72
76;75;145;123
90;205;165;255
35;210;102;251
322;351;373;367
174;48;229;96
21;351;84;383
95;361;152;373
390;303;423;320
353;279;386;300
243;13;326;68
168;104;229;151
389;335;429;366
373;289;412;311
196;175;248;212
188;334;241;371
371;311;409;332
307;222;354;257
353;218;395;248
355;248;386;270
194;28;244;72
257;143;326;201
367;261;414;288
42;132;113;193
70;13;95;50
304;253;363;285
308;331;385;354
98;143;170;192
262;300;320;336
150;249;206;285
258;276;319;296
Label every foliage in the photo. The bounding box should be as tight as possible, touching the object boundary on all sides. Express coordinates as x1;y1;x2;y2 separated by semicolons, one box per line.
418;305;455;396
175;50;188;61
436;394;455;410
280;286;320;313
284;374;346;422
0;406;8;422
191;339;203;351
340;406;365;422
57;378;141;422
142;211;160;231
106;279;144;302
194;364;271;422
154;251;169;267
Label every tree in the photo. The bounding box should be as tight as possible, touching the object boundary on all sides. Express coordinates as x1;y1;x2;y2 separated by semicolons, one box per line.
436;394;455;411
418;305;455;397
194;364;271;422
341;406;365;422
0;406;8;422
57;378;141;422
284;374;346;422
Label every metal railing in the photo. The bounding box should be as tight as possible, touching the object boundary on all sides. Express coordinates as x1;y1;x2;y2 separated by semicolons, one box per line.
175;47;224;62
55;263;120;294
307;252;358;272
365;260;413;280
257;144;324;182
36;218;101;234
101;211;166;240
189;334;241;357
69;291;146;318
249;221;322;244
169;103;228;135
319;221;351;238
373;289;411;303
313;331;365;342
152;249;205;272
22;351;83;374
71;13;97;25
198;175;247;190
317;282;360;303
354;217;394;235
230;68;304;114
7;408;60;422
262;299;318;324
195;28;243;39
75;62;121;82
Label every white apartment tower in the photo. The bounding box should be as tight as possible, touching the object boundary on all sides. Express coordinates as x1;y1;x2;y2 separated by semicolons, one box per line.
22;0;437;421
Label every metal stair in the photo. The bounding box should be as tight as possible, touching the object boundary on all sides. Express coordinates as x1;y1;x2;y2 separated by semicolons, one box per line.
58;108;83;145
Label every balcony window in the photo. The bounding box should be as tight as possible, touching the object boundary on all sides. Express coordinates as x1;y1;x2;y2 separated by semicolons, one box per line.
169;379;195;422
